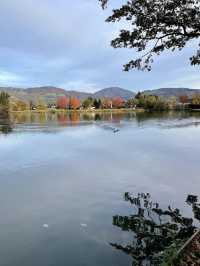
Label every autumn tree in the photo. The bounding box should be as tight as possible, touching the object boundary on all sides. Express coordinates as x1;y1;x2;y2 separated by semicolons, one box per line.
167;96;177;110
101;98;112;109
126;98;137;108
57;96;69;109
100;0;200;71
69;97;80;110
192;94;200;105
11;100;28;111
112;96;124;108
37;99;46;110
179;95;189;104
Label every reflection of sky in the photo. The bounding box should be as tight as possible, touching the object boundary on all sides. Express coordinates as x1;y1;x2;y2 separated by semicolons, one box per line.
0;116;200;265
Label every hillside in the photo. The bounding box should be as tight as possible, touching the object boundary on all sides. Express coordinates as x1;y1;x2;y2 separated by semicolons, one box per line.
143;88;200;98
1;86;199;104
0;86;135;103
94;87;135;100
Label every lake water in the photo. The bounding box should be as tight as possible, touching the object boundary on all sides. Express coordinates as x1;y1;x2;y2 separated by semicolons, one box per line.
0;111;200;266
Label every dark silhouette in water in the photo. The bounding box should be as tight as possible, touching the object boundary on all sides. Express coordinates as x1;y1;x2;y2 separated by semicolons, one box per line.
110;193;200;266
0;111;12;134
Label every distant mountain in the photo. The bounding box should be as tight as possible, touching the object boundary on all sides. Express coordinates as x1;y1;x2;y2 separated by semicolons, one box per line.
94;87;135;100
26;86;92;101
0;86;135;103
3;86;199;104
143;88;200;98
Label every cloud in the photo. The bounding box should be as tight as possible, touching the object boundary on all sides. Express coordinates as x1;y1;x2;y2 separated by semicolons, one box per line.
0;0;199;91
59;80;101;93
0;70;25;86
164;73;200;89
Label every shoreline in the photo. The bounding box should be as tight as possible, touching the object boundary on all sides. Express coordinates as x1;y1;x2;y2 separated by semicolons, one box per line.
9;108;145;114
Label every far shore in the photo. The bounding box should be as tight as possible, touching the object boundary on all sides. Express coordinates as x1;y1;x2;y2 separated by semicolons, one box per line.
9;108;145;114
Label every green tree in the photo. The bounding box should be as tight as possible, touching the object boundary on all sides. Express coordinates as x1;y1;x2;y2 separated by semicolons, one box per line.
192;94;200;105
0;92;10;107
100;0;200;71
136;93;168;111
93;98;102;109
82;97;94;109
126;98;137;108
135;91;142;99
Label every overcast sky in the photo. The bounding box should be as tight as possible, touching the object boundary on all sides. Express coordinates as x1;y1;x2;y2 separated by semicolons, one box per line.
0;0;199;92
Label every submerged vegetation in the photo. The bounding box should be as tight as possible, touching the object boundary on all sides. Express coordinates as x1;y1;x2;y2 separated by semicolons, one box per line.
110;193;200;266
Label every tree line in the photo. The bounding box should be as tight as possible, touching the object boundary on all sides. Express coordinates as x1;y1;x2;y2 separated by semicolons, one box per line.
2;91;200;112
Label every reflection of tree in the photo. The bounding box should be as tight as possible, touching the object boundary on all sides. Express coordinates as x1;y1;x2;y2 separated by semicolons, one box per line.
95;114;101;121
70;112;80;125
135;111;200;127
57;113;68;126
38;113;47;124
110;193;200;266
0;112;12;134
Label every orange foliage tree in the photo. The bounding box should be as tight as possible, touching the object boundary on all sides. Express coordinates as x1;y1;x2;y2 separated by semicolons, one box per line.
69;97;80;110
112;96;124;108
57;96;69;109
179;95;189;104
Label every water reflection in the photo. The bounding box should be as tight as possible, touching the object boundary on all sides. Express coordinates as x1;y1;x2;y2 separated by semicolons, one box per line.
1;111;200;134
110;193;200;266
0;112;12;134
1;111;200;266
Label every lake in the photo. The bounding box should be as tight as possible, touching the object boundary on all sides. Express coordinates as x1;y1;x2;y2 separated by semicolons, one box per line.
0;111;200;266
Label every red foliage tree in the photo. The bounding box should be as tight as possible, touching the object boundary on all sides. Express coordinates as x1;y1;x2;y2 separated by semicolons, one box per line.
179;95;189;104
112;96;124;108
57;96;69;109
69;97;80;110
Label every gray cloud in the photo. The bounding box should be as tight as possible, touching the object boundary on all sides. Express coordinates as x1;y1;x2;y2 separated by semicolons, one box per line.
0;0;199;91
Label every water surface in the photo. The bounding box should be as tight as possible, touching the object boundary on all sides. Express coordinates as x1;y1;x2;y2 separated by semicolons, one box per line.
0;111;200;266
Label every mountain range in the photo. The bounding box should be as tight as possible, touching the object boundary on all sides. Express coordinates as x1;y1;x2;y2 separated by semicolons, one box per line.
0;86;200;104
143;88;200;98
0;86;135;103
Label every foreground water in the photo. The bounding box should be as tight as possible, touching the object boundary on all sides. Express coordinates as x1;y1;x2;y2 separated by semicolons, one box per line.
0;111;200;266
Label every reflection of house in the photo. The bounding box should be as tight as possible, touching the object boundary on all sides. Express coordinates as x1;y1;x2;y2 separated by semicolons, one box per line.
48;104;56;109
